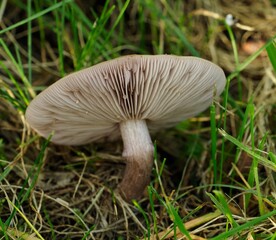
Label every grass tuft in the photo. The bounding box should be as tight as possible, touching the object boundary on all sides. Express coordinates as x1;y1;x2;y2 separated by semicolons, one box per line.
1;0;276;239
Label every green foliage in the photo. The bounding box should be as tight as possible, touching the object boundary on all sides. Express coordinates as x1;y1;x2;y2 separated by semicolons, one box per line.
0;139;6;161
210;210;276;240
0;0;275;239
207;191;238;228
266;39;276;73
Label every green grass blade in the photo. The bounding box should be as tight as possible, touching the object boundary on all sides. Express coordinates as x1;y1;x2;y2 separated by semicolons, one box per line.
104;0;130;43
148;185;190;239
0;163;12;182
42;206;56;240
5;136;51;226
139;0;200;56
232;100;252;168
81;225;96;240
210;103;218;185
244;103;266;215
0;88;26;111
207;191;238;228
225;23;242;100
7;199;45;240
54;0;66;76
33;0;46;62
0;217;9;240
245;103;255;209
219;129;276;171
76;0;115;69
67;3;80;68
255;135;267;215
220;76;231;183
269;152;276;164
228;34;276;82
266;38;276;73
0;0;72;35
210;210;276;240
166;202;192;240
0;39;35;101
148;186;158;237
133;200;150;239
27;0;32;84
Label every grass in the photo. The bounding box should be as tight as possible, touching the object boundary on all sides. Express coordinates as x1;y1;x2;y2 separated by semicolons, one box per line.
1;0;276;239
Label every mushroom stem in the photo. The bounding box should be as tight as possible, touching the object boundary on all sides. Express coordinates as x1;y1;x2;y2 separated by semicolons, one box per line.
118;119;154;201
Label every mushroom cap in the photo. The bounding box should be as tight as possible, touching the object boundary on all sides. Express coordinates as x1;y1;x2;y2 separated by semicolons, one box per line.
26;55;226;145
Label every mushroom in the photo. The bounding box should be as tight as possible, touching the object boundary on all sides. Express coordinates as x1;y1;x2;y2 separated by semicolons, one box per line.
25;55;226;201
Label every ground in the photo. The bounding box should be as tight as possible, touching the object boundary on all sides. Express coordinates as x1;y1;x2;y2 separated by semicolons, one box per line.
0;1;276;239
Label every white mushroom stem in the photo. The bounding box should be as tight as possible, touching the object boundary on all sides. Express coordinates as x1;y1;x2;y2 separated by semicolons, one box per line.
118;119;154;201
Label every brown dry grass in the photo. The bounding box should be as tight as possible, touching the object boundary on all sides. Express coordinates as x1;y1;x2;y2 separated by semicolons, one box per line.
0;0;276;239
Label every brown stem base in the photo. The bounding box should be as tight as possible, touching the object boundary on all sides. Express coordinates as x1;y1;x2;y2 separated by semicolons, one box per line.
118;120;154;201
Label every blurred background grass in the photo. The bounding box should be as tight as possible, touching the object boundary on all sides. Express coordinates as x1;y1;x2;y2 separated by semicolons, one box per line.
0;0;276;239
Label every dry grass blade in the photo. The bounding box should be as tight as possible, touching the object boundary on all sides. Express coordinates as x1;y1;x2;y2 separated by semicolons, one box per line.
6;199;44;240
1;0;276;239
150;210;221;240
7;228;41;240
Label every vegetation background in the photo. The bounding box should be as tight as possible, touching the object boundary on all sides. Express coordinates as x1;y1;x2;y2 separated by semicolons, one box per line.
0;0;276;239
